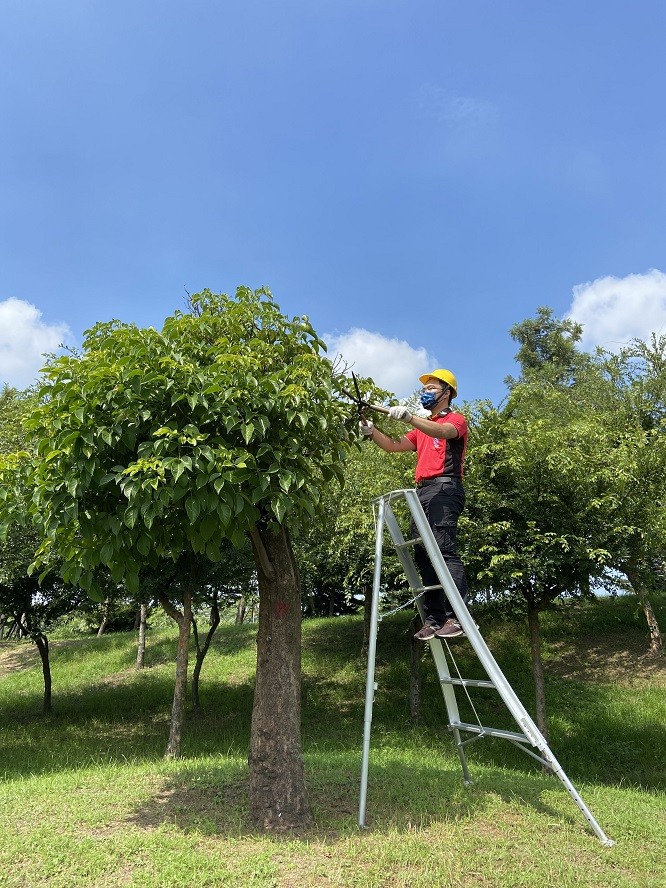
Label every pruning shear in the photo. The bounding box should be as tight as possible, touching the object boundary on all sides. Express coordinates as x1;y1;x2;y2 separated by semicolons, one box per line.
342;372;390;419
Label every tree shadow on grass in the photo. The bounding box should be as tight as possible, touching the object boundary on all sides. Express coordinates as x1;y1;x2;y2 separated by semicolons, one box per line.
121;756;587;842
0;674;256;780
124;761;253;836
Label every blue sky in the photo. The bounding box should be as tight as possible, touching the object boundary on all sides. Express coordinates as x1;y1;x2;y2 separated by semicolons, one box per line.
1;1;665;403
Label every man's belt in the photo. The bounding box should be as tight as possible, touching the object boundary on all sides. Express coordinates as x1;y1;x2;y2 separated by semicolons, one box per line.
415;476;461;488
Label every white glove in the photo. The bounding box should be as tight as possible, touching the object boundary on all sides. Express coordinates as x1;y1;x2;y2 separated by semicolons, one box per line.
388;405;413;423
359;419;374;437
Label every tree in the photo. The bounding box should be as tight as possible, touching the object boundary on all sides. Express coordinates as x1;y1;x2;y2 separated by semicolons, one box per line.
593;335;666;654
0;387;84;713
506;305;589;387
463;313;666;738
138;543;256;710
462;384;625;737
22;287;352;829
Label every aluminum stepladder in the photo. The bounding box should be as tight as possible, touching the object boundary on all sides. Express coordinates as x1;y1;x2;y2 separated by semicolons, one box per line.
359;488;614;847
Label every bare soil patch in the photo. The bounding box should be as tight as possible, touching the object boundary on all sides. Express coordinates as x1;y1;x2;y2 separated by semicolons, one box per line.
547;631;665;687
0;641;37;674
0;638;84;677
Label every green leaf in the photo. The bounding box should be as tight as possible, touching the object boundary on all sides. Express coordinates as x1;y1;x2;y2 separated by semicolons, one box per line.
273;494;289;524
278;472;293;493
199;514;217;542
86;583;105;603
100;539;114;564
216;500;232;525
185;497;201;524
124;507;138;529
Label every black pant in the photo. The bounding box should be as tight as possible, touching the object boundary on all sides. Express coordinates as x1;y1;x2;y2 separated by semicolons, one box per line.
410;479;468;626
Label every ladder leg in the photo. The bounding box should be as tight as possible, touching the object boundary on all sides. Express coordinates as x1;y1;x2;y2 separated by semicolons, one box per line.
451;726;473;785
359;497;385;828
542;749;615;846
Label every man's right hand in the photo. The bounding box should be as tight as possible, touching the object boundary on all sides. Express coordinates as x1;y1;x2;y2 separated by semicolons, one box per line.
359;419;374;437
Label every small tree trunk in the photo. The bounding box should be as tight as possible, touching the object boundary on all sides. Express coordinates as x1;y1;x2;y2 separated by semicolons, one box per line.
361;584;371;658
160;587;193;760
328;591;335;617
248;524;313;830
235;596;246;625
33;633;52;714
303;587;317;617
136;603;147;669
191;593;220;713
625;566;663;656
409;614;424;724
97;596;111;636
526;603;549;747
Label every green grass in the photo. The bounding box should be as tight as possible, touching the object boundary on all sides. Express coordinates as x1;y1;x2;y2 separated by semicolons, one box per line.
1;596;665;887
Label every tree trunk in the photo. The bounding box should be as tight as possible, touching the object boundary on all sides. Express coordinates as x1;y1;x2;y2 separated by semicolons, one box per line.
191;593;220;713
33;633;52;714
235;596;246;625
97;596;111;636
304;587;317;618
625;566;663;656
248;523;313;830
160;587;193;759
526;603;549;746
136;602;147;669
361;584;371;658
409;614;424;724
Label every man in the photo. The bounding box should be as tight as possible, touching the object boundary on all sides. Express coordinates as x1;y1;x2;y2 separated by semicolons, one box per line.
360;369;470;640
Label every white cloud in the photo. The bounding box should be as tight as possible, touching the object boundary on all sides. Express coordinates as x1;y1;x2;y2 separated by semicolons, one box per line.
566;269;666;352
0;298;73;389
323;328;438;399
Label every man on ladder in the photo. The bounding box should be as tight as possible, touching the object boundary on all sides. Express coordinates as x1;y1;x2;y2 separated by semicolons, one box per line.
359;368;471;641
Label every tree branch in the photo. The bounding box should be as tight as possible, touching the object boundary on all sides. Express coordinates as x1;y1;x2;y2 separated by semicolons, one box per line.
158;592;183;626
249;524;275;580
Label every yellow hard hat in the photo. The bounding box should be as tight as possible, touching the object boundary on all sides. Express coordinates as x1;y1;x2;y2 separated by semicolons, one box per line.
418;368;458;398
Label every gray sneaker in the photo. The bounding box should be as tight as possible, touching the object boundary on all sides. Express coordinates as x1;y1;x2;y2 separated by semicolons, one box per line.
413;623;438;641
434;618;465;639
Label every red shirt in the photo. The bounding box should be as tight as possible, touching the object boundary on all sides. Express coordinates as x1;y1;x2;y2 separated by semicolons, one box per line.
405;410;468;482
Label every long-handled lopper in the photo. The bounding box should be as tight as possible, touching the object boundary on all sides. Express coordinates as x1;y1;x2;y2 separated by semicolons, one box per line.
341;372;390;417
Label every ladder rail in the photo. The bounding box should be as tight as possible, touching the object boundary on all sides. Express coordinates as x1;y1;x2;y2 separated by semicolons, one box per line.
359;497;385;828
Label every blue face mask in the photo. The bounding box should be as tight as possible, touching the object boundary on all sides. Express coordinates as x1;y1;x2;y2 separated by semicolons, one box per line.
420;389;442;409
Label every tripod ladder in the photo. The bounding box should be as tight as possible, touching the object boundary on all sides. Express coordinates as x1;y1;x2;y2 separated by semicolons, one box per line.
359;488;614;846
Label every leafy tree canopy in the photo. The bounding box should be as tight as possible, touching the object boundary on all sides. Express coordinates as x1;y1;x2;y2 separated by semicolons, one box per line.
21;287;351;599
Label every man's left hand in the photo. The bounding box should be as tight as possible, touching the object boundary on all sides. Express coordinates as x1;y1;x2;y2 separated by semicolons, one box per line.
388;405;413;423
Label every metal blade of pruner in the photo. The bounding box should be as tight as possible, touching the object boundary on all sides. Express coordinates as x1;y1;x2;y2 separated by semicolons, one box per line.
343;372;390;416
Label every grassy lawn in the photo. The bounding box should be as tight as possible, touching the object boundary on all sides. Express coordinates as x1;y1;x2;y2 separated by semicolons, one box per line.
0;595;664;887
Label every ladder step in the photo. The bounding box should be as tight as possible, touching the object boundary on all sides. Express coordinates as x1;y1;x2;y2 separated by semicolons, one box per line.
441;677;496;689
395;536;422;548
449;721;530;744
